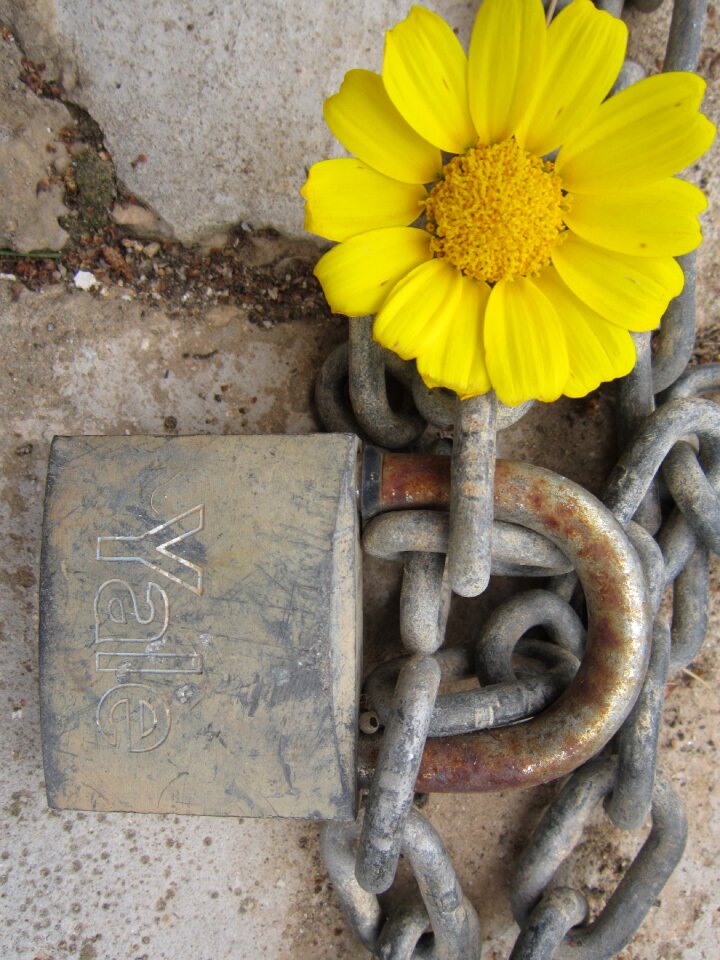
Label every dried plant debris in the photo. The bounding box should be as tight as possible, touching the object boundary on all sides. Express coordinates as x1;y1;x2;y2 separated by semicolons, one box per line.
1;125;328;326
1;41;330;327
18;54;63;99
0;220;330;326
693;322;720;365
59;147;117;242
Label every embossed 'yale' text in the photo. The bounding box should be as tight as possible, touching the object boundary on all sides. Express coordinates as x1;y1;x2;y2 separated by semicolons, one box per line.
93;505;206;753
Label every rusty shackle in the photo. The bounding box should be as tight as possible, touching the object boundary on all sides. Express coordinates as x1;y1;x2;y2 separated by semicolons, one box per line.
358;449;651;793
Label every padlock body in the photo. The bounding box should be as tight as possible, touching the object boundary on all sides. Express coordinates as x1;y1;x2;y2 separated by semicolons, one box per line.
39;434;360;820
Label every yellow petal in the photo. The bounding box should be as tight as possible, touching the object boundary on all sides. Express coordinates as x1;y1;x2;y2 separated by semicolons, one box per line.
323;69;442;184
373;259;464;360
416;275;492;397
564;178;707;258
556;72;716;193
535;266;636;398
382;6;476;154
516;0;627;156
314;227;432;316
484;277;569;406
468;0;546;145
552;233;684;331
301;159;427;243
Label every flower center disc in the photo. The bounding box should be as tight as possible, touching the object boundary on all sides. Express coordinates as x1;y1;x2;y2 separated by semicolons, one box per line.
425;138;570;284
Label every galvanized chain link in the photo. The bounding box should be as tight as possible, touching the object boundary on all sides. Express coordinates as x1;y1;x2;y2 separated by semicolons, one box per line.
315;2;713;956
510;758;688;960
321;807;482;959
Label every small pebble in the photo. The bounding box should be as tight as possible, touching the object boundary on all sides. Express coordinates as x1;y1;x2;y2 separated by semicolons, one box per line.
73;270;98;291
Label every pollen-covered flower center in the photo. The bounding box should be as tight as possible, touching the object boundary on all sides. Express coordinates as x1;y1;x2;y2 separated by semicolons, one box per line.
424;138;570;283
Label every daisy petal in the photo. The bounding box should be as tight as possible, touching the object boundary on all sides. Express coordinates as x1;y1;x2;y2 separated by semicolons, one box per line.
383;6;476;154
314;227;431;316
565;178;707;258
416;275;491;397
323;69;442;184
468;0;546;145
373;259;464;359
484;278;569;406
516;0;627;157
552;234;684;331
302;159;427;242
535;267;636;398
556;72;716;192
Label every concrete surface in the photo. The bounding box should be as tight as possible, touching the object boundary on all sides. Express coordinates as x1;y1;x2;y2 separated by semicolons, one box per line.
0;280;718;960
0;2;717;245
0;34;70;252
0;2;719;959
1;0;479;243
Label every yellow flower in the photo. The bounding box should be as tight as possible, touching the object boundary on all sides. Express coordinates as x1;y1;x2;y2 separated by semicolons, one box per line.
301;0;715;406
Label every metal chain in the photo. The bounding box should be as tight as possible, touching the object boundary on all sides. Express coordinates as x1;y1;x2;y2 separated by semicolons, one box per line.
314;2;713;956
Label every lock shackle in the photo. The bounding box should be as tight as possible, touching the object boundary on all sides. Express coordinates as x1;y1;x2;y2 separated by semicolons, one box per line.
357;452;651;793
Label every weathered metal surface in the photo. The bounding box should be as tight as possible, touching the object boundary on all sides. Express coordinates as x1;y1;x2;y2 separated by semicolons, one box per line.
662;359;720;400
355;655;440;893
365;448;451;517
511;758;688;960
363;452;572;576
399;551;450;654
366;639;579;739
316;3;714;957
509;888;588;960
665;0;708;72
315;324;532;443
448;393;497;597
607;622;671;830
322;808;481;959
358;458;651;793
348;317;425;449
652;253;697;394
39;433;360;819
617;332;661;534
670;544;709;671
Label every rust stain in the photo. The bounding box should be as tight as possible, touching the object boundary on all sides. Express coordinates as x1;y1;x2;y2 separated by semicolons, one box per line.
380;453;451;511
369;454;650;793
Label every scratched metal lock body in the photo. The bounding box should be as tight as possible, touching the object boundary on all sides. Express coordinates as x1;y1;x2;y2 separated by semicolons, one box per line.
39;434;360;820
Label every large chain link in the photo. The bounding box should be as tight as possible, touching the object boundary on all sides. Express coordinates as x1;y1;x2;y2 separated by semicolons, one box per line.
314;1;713;956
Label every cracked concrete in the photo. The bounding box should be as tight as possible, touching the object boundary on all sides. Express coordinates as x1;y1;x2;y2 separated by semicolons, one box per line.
0;2;718;247
6;0;715;245
0;2;719;959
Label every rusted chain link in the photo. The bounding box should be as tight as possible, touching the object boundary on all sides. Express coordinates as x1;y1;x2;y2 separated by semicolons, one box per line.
318;279;716;956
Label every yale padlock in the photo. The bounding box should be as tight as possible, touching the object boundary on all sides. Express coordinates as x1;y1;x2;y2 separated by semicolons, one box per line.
39;433;651;820
39;434;361;821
